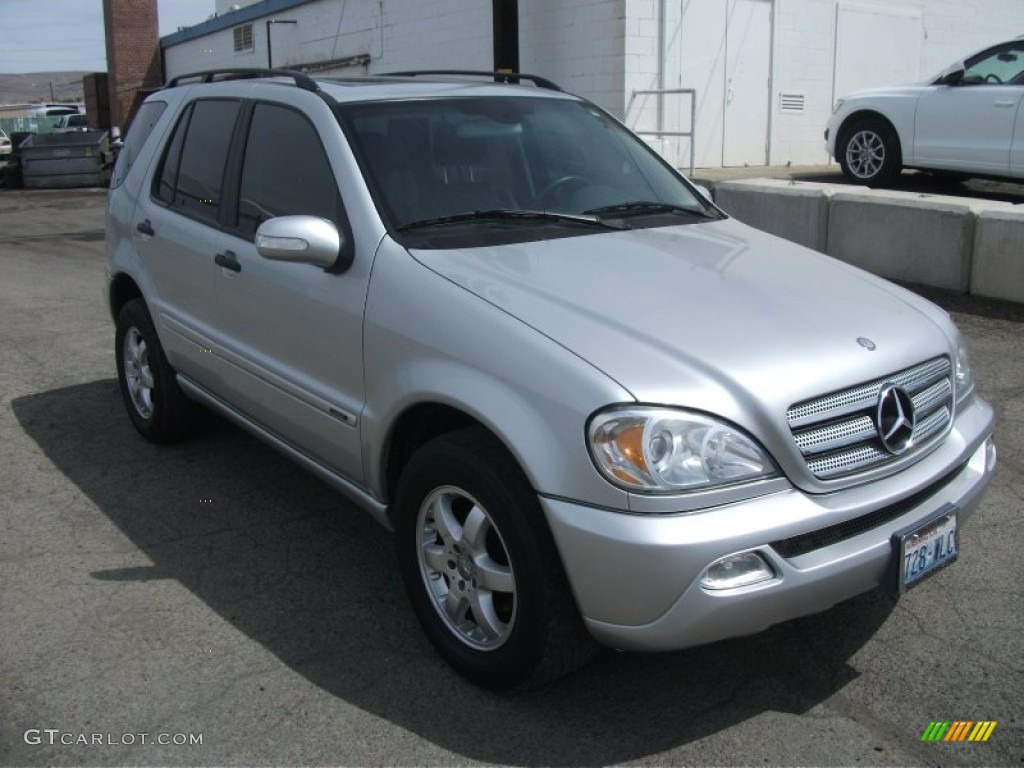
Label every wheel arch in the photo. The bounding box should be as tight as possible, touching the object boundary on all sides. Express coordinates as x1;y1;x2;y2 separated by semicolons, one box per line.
109;272;144;324
382;402;508;525
838;110;904;164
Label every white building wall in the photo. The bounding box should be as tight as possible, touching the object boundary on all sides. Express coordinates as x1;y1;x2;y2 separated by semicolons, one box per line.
164;0;1024;169
771;0;1024;167
519;0;625;117
165;0;623;110
164;0;493;79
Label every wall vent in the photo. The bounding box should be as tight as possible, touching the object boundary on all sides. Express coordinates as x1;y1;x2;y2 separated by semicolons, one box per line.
233;23;254;52
779;92;806;113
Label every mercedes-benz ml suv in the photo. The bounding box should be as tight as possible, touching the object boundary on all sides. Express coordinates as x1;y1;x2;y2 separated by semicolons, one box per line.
106;69;996;688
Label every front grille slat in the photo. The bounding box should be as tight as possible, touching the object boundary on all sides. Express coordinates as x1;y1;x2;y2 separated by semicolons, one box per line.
787;357;953;481
787;357;950;428
794;415;876;456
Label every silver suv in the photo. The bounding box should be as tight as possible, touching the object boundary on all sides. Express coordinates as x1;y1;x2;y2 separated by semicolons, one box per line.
106;69;996;688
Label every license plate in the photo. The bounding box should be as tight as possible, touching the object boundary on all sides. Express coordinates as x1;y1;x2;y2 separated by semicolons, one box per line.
893;505;958;593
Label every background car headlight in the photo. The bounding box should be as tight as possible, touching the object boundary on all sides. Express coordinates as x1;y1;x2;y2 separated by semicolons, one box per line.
588;407;778;493
955;334;974;402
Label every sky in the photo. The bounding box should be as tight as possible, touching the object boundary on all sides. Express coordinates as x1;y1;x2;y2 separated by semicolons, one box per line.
0;0;215;73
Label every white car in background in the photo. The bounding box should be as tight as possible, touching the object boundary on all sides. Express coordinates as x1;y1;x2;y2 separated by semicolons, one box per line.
0;129;11;164
826;38;1024;184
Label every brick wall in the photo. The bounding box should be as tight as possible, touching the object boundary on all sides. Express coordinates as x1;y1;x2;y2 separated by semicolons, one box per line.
103;0;162;133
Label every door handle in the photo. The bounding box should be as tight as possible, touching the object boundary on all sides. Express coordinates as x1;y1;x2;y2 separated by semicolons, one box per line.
136;219;154;236
994;100;1015;107
214;250;241;272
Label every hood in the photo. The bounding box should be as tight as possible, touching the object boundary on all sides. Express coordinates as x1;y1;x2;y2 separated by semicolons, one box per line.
410;219;955;442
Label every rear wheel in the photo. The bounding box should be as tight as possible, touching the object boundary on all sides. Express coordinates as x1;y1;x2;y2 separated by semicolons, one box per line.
394;427;596;688
115;299;206;443
839;118;901;185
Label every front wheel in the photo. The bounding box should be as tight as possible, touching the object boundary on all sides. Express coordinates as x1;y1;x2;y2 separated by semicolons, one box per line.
839;119;901;185
394;428;596;688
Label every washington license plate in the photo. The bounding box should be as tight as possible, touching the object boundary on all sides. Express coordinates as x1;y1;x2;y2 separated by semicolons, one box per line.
894;506;958;593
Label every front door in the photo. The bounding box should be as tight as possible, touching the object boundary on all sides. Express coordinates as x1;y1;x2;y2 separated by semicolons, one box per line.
213;101;369;481
913;41;1024;174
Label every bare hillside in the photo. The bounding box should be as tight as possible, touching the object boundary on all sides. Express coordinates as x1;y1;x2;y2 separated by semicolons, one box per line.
0;72;88;105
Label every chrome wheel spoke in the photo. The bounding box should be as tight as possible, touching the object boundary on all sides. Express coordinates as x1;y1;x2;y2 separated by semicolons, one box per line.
443;588;470;624
468;592;507;640
421;542;450;573
461;503;489;551
475;556;514;593
430;494;462;548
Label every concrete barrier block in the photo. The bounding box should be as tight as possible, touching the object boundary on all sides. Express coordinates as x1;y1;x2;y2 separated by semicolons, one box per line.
713;179;832;252
826;190;984;292
972;208;1024;304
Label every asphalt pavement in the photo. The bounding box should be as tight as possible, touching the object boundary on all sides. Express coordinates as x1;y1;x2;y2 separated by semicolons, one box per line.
0;187;1021;766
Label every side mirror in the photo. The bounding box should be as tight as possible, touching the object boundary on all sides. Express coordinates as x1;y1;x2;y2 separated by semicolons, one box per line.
694;184;714;203
941;69;965;86
255;215;344;270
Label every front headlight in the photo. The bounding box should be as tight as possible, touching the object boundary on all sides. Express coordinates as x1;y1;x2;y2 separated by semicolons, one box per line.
588;407;778;493
954;334;974;402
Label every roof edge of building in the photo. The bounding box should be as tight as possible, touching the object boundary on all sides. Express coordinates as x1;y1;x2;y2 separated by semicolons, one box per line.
161;0;314;47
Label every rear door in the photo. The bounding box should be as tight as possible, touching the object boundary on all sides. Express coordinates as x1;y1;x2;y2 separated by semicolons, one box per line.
132;98;242;391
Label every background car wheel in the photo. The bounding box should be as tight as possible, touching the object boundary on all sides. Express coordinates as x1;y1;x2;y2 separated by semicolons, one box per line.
115;298;206;443
839;118;901;185
395;427;597;689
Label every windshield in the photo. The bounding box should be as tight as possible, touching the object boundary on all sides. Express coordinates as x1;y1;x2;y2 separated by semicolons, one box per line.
339;96;713;247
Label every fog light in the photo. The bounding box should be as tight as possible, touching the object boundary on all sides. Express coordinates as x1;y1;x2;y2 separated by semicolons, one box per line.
985;437;997;472
701;551;775;590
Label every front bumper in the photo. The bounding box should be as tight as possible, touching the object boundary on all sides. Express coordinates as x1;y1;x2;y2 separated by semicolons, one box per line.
542;398;995;652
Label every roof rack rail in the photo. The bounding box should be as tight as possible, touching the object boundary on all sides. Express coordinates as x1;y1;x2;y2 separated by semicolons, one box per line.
164;68;320;94
384;70;562;91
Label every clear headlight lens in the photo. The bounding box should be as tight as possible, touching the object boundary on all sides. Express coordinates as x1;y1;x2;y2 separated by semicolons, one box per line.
954;334;974;402
588;407;778;493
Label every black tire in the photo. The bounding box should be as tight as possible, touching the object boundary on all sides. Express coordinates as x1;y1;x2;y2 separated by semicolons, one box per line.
115;298;206;443
394;427;597;689
838;118;902;185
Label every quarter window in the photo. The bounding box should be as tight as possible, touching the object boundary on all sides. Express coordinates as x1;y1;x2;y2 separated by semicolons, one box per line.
110;99;166;189
236;103;343;237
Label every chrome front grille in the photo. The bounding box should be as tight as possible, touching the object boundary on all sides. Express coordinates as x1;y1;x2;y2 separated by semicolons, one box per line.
787;357;953;480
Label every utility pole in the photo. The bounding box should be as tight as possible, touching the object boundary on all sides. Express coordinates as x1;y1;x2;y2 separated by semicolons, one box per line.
492;0;519;78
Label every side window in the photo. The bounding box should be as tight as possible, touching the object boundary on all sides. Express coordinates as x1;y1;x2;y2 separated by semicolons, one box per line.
110;99;167;189
153;99;241;224
963;44;1024;85
236;103;342;238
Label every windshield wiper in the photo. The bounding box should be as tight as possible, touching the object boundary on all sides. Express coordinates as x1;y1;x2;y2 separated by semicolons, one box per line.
582;201;723;220
397;209;630;232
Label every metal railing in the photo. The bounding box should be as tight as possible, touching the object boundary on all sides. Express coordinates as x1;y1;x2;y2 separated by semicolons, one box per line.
626;87;697;177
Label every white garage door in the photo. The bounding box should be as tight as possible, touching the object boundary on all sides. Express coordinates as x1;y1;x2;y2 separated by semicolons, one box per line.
673;0;772;168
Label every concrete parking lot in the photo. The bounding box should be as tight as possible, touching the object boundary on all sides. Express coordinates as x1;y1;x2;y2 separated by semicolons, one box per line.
1;187;1021;766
